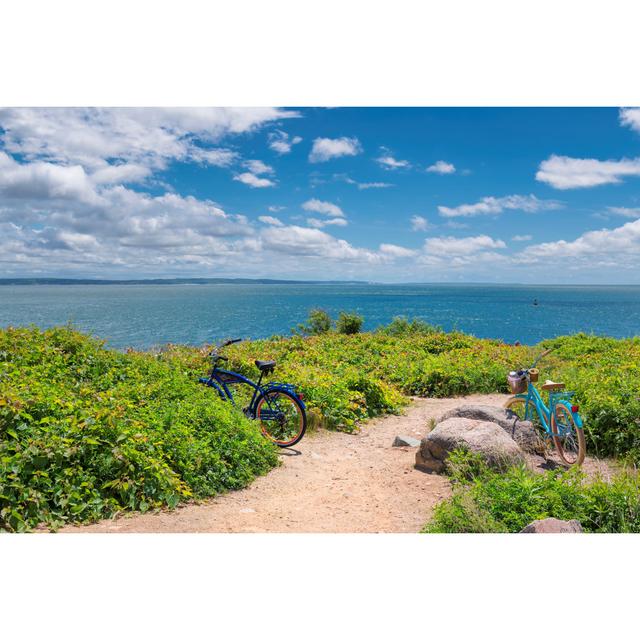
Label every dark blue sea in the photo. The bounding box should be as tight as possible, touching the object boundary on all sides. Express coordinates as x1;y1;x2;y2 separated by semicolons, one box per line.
1;283;639;349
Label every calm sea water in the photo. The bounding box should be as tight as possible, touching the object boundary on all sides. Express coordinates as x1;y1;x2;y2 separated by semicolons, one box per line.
1;283;639;349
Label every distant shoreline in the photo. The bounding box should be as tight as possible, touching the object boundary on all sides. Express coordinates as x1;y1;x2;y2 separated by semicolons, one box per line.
1;278;639;287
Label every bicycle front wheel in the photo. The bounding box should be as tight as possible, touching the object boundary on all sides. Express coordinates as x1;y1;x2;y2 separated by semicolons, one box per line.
551;403;586;466
255;389;306;448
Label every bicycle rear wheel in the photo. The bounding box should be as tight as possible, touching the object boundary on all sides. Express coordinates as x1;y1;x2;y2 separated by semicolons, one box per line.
255;389;306;448
503;396;549;456
551;403;586;466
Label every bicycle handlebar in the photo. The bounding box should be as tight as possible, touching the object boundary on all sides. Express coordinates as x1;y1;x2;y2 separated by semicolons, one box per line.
529;347;553;370
220;338;242;348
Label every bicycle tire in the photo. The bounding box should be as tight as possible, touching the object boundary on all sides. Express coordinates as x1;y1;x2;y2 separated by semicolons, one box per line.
255;389;307;448
551;403;586;466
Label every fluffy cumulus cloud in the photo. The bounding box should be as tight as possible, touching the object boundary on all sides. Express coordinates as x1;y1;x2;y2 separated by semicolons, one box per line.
517;219;640;271
258;215;284;226
410;215;430;231
268;130;302;154
306;217;348;229
438;194;562;218
379;243;417;258
536;155;640;189
309;137;362;163
0;107;297;172
301;198;345;218
426;160;456;174
620;108;640;134
423;235;506;256
260;225;381;263
376;147;410;170
233;172;275;188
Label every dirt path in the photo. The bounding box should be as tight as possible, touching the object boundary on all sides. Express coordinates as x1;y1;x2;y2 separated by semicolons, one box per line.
64;393;507;533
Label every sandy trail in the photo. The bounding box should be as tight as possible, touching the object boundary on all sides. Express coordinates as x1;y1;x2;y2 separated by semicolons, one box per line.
64;394;510;533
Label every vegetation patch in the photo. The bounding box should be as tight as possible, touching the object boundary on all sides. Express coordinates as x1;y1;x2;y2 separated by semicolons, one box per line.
0;326;278;532
423;449;640;533
2;320;639;531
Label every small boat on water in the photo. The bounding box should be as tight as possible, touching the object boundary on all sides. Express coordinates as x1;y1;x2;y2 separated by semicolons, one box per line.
533;298;539;306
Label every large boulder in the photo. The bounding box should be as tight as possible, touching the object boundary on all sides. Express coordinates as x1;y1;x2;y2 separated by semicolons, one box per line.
415;417;527;473
439;404;543;454
520;518;583;533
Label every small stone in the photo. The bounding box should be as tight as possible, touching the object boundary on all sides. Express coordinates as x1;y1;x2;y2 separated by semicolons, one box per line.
520;518;583;533
310;452;322;459
239;507;255;514
393;435;421;447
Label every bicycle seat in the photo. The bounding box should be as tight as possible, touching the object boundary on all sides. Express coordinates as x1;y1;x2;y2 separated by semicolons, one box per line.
541;380;565;391
255;359;276;372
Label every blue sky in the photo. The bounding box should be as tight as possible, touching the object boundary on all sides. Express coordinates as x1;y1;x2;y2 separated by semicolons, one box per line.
1;107;640;283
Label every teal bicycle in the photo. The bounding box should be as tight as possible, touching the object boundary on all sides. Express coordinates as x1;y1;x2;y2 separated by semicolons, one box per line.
504;348;586;466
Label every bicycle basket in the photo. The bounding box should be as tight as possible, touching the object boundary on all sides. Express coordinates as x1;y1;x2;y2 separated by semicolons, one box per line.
507;371;527;394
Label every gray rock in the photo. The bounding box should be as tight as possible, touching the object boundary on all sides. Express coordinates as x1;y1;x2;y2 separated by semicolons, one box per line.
393;435;421;448
520;518;583;533
439;404;543;454
415;417;527;474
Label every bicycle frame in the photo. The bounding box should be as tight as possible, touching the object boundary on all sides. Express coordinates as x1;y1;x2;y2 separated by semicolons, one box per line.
199;365;305;417
512;384;583;436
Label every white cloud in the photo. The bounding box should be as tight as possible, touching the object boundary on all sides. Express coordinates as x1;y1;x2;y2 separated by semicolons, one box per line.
188;147;239;167
268;130;302;154
512;234;532;241
0;151;101;205
358;181;393;190
306;217;348;228
423;235;506;256
260;225;381;263
233;172;275;188
410;215;430;231
89;163;152;185
376;148;410;170
258;215;284;226
620;108;640;134
243;159;273;175
438;194;562;218
0;107;297;171
536;154;640;189
302;198;345;218
519;218;640;265
339;174;393;189
309;137;362;163
426;160;456;174
607;206;640;218
379;243;417;258
268;205;286;212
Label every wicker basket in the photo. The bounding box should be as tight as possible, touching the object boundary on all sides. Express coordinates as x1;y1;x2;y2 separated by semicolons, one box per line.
507;372;527;394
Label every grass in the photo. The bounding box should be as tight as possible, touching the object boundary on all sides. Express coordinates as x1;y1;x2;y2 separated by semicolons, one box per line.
1;321;639;531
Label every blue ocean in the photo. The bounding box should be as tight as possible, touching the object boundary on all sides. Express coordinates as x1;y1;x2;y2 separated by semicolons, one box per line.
1;283;639;349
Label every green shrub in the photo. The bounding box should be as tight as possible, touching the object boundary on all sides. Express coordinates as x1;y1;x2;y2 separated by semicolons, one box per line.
294;309;333;336
378;316;442;336
0;326;278;532
423;449;640;533
336;312;364;335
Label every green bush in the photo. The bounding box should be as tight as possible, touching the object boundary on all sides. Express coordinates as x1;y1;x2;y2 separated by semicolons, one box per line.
378;316;442;336
0;326;278;532
423;449;640;533
336;312;364;335
294;309;333;336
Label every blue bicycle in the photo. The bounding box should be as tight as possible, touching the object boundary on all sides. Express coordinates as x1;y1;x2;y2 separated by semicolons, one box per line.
504;348;586;465
198;338;307;447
